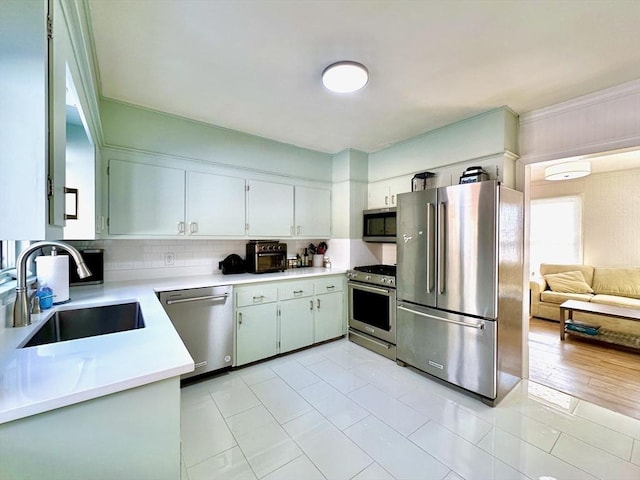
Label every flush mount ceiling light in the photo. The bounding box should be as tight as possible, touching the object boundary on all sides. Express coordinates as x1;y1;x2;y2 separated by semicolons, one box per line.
322;61;368;93
544;161;591;181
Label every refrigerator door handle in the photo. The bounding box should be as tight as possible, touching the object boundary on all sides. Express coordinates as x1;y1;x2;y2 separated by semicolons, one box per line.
426;203;435;293
398;305;485;330
438;202;446;294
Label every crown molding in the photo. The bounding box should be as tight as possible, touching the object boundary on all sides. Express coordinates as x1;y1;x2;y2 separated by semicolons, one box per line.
520;79;640;125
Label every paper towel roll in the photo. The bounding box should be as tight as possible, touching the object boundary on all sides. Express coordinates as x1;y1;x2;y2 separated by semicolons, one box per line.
36;255;70;304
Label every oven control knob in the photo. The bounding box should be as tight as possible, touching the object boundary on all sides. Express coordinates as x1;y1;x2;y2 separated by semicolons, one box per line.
381;278;387;284
365;275;372;281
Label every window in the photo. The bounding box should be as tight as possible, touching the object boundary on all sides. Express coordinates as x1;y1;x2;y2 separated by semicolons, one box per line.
1;240;17;270
530;195;583;275
1;240;18;285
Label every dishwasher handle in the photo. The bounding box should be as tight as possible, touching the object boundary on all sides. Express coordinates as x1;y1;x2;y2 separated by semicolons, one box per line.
165;293;230;306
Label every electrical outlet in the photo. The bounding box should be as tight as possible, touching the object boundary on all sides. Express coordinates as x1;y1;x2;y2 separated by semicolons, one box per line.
164;252;175;266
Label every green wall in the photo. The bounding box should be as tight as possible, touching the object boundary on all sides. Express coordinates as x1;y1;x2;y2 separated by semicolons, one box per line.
100;98;333;182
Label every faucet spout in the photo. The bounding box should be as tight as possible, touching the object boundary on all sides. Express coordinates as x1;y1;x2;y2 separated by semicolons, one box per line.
12;241;92;327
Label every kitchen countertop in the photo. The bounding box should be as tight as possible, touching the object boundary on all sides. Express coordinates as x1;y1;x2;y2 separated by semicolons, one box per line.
0;267;344;424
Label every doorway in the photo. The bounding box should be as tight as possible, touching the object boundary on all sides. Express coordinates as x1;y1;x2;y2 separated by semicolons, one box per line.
526;148;640;419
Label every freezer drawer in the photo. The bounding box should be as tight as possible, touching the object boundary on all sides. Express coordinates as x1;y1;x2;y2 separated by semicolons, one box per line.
159;285;233;379
397;303;497;399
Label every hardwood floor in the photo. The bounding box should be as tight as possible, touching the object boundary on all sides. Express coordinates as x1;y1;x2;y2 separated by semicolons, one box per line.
528;317;640;420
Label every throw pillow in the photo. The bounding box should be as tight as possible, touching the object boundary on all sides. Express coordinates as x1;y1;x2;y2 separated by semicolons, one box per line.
544;271;594;294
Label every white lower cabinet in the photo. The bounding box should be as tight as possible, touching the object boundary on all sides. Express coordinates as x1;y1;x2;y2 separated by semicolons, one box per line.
278;282;315;353
0;377;181;480
234;275;345;366
314;281;345;342
236;303;279;365
235;284;279;365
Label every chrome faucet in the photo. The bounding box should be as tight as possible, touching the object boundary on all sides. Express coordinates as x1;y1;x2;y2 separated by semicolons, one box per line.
13;241;92;327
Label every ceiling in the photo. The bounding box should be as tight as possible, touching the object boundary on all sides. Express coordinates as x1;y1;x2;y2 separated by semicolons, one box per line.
87;0;640;155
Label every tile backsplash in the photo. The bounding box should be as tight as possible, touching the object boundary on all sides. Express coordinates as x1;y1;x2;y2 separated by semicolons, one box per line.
69;239;327;282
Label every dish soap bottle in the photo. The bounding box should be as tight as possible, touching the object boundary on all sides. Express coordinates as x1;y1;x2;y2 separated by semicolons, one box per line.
36;284;54;310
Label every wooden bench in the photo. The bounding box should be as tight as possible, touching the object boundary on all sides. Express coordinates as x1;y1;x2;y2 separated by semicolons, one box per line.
559;300;640;350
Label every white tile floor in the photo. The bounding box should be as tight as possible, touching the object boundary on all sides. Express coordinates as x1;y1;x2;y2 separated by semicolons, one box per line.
180;338;640;480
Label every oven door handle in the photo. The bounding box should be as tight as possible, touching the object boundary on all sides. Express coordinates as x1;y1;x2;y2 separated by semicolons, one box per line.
398;305;485;330
350;283;392;295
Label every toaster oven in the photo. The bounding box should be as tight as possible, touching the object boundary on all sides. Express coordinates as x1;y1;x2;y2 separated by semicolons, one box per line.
246;241;287;273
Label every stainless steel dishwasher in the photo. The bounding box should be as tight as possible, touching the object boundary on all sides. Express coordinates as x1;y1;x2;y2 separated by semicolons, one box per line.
159;285;233;380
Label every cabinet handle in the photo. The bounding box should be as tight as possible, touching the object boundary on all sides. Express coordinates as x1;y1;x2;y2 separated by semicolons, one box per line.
310;300;313;311
317;298;321;310
64;187;79;220
189;222;197;234
238;312;243;325
297;225;301;235
253;295;265;302
384;195;389;206
293;290;303;296
177;221;185;234
326;285;335;290
391;194;396;205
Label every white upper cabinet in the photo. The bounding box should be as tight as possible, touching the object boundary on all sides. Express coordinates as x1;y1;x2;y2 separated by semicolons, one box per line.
246;180;331;238
108;159;252;237
247;180;294;237
294;186;331;238
107;159;331;239
108;160;185;235
368;176;411;209
186;171;245;236
0;0;65;239
1;0;102;240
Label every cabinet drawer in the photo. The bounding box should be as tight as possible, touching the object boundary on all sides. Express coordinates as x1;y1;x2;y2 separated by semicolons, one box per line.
314;276;344;294
236;284;278;307
278;281;314;301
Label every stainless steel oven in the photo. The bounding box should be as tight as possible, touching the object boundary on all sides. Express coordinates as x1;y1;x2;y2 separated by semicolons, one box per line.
347;265;396;360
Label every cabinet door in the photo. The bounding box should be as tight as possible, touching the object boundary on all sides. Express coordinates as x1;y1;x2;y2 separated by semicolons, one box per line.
387;177;410;207
48;0;67;229
108;160;185;235
0;0;65;239
279;298;315;353
186;171;246;236
314;291;345;343
368;183;391;209
236;303;278;366
294;186;331;238
247;180;293;237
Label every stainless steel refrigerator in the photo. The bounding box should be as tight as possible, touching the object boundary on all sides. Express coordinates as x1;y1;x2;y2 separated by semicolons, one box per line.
396;180;523;405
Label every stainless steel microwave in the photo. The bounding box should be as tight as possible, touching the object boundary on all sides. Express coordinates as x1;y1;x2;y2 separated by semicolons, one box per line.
363;207;396;243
